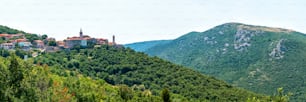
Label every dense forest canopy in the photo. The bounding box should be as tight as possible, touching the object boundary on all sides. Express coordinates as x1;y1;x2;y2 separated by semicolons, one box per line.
0;54;188;102
33;45;272;101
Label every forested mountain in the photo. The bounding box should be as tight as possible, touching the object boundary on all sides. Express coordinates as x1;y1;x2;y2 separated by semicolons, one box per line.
33;45;271;101
125;40;171;52
143;23;306;101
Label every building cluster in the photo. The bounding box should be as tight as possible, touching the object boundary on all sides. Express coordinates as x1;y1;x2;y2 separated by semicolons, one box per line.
0;33;33;51
63;29;114;49
0;29;117;53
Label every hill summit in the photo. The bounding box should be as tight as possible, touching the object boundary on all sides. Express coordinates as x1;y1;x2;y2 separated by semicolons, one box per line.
140;23;306;101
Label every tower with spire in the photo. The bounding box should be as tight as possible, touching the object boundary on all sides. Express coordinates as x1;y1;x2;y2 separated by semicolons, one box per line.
80;28;83;39
112;35;116;45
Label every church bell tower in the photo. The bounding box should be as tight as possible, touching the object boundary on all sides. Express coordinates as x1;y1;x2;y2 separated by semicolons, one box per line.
80;28;83;39
112;35;116;45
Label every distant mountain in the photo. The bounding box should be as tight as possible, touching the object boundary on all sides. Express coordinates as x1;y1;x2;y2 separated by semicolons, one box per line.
144;23;306;101
125;40;171;52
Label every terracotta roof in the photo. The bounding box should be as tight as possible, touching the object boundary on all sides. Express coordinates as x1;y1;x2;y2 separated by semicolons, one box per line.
66;38;82;40
0;34;23;37
66;37;93;40
66;36;82;40
83;37;92;40
70;36;80;38
10;34;23;37
0;34;9;37
34;40;43;43
57;41;64;43
57;41;65;46
16;39;27;42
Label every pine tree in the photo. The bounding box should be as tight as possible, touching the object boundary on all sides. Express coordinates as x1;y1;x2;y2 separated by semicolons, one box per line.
161;88;171;102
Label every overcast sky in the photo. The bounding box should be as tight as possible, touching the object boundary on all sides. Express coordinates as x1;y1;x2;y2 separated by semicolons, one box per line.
0;0;305;44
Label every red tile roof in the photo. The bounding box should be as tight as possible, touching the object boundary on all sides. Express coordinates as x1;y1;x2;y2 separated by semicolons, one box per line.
34;40;43;43
66;38;82;40
0;34;23;37
16;39;27;42
0;34;9;37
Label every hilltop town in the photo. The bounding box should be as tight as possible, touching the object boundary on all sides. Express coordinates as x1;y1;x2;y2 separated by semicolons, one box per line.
0;29;119;57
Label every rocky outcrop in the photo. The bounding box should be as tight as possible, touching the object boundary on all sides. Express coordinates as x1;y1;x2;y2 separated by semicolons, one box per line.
204;36;217;45
234;27;263;51
269;39;286;60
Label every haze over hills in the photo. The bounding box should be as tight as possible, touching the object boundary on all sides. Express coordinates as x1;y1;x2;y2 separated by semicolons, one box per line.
127;23;306;101
124;40;171;52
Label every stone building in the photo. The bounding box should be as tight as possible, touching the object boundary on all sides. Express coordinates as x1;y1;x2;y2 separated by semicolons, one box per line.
64;29;87;48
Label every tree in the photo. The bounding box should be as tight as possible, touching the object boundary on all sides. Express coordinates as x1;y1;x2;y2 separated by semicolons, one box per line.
247;88;292;102
272;87;292;102
161;88;171;102
119;85;133;101
0;54;26;101
0;59;9;101
0;49;10;57
25;34;40;42
9;54;23;88
41;34;48;40
48;40;57;46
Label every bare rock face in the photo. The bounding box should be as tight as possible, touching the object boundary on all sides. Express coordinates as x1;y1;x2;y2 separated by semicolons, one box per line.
234;26;263;51
269;39;286;60
218;31;224;35
203;36;217;45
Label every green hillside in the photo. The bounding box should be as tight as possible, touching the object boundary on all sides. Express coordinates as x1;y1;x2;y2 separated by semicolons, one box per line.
125;40;171;52
1;54;173;102
0;25;27;34
144;23;306;101
33;45;270;101
0;25;46;42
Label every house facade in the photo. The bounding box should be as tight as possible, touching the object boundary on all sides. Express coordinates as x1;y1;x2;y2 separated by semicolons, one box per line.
33;40;45;49
0;43;15;50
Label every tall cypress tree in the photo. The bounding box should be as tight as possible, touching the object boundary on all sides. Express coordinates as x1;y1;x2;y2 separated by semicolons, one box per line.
161;88;171;102
8;54;24;98
0;60;8;101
